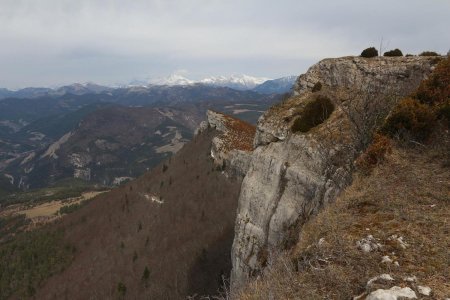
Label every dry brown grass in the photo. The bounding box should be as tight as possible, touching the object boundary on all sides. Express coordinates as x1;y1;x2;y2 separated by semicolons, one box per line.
238;140;450;299
220;113;256;152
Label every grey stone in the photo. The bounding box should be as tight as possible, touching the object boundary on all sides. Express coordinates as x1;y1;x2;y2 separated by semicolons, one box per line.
230;56;437;288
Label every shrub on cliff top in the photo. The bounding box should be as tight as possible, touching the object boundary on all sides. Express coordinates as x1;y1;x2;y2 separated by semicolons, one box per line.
419;51;439;56
360;47;378;58
413;56;449;106
380;57;449;142
291;96;334;133
383;49;403;57
381;98;436;142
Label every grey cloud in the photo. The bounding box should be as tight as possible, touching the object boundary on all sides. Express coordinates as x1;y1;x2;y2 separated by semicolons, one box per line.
0;0;449;88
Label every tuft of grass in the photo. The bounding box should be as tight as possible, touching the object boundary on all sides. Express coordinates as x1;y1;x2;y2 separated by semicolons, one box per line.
355;133;392;173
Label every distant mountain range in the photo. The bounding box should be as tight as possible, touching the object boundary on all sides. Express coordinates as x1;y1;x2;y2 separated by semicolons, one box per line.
253;75;298;94
0;75;297;100
135;74;296;93
0;84;281;190
0;83;112;100
149;74;270;90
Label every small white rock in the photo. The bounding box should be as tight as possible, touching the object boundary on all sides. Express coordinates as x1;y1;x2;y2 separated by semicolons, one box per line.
361;243;372;252
381;256;393;264
318;237;326;246
357;235;382;252
388;235;409;249
366;286;417;300
367;274;394;286
379;274;395;281
403;276;417;282
417;286;431;296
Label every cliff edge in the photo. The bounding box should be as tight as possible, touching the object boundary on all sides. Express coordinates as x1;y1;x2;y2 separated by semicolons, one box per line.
231;56;439;287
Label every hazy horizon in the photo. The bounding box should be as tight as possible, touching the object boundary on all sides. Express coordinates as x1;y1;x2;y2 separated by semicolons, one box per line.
1;0;449;89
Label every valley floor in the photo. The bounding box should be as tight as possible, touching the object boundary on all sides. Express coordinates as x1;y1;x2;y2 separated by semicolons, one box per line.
0;191;107;228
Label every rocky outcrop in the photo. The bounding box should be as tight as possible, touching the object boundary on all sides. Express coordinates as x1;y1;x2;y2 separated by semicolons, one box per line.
294;56;436;94
255;56;438;146
201;110;255;178
231;56;440;287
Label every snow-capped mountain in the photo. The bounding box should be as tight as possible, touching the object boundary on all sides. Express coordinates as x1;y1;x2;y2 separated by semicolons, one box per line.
0;74;293;100
199;74;270;90
147;73;270;90
149;74;194;86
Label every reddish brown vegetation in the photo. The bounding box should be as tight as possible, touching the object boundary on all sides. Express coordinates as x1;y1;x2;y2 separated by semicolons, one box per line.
414;56;450;106
356;133;392;172
221;114;256;152
382;57;449;142
381;98;436;142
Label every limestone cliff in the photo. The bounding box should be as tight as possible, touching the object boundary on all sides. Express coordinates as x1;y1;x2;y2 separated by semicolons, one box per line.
200;110;255;178
230;56;440;287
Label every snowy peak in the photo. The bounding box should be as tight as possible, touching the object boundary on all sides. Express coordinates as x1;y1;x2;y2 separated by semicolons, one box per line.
199;74;270;90
149;74;194;86
147;74;271;90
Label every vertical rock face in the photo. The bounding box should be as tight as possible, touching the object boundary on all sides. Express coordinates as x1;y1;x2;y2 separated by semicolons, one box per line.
203;110;256;178
231;56;438;286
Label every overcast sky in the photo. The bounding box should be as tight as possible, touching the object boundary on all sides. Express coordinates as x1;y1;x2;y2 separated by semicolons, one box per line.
0;0;449;89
